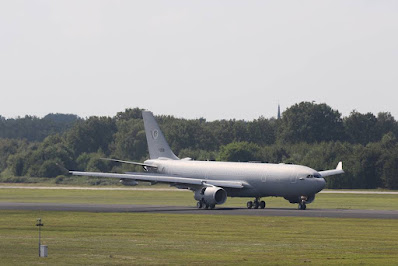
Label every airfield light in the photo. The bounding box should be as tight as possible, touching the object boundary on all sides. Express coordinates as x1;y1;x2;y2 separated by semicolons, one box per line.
36;218;45;257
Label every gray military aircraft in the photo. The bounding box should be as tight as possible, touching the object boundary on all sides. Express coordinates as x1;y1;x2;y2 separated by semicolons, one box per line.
70;111;344;210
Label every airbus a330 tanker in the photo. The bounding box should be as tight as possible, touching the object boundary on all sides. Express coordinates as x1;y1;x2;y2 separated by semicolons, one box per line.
70;111;344;210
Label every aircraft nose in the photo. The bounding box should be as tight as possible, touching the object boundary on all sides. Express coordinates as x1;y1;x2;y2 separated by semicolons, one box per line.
319;178;326;190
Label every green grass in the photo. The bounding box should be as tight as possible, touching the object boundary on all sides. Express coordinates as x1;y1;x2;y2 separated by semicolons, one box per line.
0;211;397;265
0;189;397;264
0;188;397;210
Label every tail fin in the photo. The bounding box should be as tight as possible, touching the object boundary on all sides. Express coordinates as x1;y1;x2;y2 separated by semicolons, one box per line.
142;111;179;160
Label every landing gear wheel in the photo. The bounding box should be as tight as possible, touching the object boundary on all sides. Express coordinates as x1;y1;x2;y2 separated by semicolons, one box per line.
260;201;266;209
205;204;209;209
247;201;253;209
254;201;260;209
197;201;203;209
210;204;215;210
298;202;307;210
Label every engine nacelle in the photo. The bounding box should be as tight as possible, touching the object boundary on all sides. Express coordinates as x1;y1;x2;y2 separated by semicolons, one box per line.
194;186;227;205
120;179;138;186
284;194;316;204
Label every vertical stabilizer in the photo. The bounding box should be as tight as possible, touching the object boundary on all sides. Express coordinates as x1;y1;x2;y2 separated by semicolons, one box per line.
142;111;179;160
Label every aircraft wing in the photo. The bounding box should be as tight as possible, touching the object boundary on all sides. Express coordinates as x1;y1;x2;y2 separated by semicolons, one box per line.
69;171;247;189
318;162;344;177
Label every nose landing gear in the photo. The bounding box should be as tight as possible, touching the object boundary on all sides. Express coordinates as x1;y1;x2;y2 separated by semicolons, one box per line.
298;202;307;210
247;198;266;209
298;196;307;210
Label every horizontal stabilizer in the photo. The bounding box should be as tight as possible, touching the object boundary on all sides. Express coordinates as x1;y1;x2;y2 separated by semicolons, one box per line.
100;158;157;169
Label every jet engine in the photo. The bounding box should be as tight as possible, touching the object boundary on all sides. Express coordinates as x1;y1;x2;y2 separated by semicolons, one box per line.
194;186;227;205
120;179;138;186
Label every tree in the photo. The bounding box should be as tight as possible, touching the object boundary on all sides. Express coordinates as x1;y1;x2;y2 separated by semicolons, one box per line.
115;108;143;121
247;117;276;146
6;134;76;178
381;149;398;189
344;111;379;144
66;117;116;156
8;154;25;176
86;151;112;172
0;114;78;141
218;142;260;162
357;143;383;189
376;112;398;140
0;139;28;172
3;104;398;190
112;119;147;160
38;160;65;178
278;102;344;144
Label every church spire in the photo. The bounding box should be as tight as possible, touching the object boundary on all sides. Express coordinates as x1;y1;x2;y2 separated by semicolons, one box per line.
277;104;281;119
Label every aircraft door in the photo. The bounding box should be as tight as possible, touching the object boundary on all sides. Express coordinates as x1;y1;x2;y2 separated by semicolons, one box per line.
290;171;298;183
261;171;268;182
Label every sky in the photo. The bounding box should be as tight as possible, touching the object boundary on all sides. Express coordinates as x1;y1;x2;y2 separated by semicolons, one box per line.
1;1;397;121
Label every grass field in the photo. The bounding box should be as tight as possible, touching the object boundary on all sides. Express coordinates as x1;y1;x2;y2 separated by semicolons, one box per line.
0;188;397;265
0;187;398;210
0;211;397;265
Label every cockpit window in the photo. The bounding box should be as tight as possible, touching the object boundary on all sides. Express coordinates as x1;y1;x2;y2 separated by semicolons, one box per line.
314;173;322;178
307;173;322;178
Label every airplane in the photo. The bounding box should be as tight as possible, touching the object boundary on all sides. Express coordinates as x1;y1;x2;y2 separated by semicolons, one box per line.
70;111;344;210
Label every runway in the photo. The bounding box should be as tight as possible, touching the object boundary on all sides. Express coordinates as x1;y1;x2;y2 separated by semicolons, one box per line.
1;202;397;219
1;185;398;194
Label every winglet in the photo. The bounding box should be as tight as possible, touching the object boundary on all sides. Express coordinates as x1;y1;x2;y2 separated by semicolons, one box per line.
318;161;344;177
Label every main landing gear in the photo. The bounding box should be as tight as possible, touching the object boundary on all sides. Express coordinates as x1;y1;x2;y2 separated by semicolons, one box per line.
196;201;215;210
246;198;266;209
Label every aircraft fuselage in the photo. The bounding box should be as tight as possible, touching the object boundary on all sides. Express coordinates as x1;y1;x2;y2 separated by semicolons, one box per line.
145;159;326;198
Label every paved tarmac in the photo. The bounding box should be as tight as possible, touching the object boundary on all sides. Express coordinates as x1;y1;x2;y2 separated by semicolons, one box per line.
1;202;397;219
1;185;398;194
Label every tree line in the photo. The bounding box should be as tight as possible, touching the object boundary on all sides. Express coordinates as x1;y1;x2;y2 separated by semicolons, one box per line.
0;113;80;141
0;102;397;189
